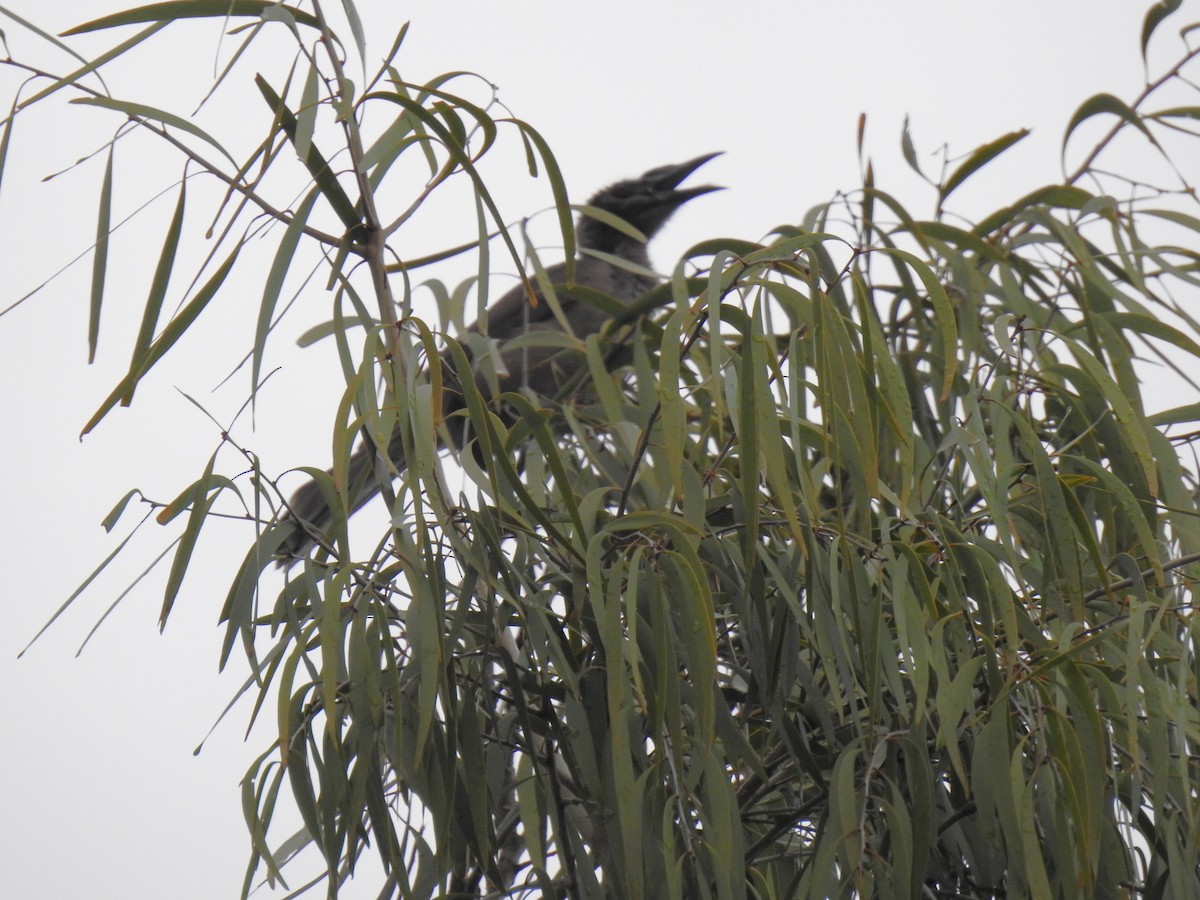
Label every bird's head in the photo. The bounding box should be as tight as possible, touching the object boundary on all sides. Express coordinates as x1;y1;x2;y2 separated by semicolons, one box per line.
577;152;722;254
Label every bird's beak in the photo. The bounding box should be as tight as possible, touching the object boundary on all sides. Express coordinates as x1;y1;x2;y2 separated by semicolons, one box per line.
654;151;724;199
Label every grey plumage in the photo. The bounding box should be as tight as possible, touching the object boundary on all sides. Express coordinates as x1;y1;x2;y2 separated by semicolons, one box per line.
278;153;720;564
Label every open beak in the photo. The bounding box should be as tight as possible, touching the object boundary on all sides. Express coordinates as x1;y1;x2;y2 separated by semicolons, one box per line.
650;151;724;200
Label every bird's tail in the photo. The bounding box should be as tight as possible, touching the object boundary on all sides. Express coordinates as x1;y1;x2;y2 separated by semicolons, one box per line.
277;435;402;566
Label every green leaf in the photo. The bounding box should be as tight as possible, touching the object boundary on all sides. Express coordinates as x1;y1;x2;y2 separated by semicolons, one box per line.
18;506;156;657
505;393;586;539
1147;401;1200;427
1063;92;1159;157
159;452;223;628
877;247;958;399
292;60;320;165
1141;0;1183;58
63;1;322;34
100;490;142;532
339;0;367;66
70;96;236;165
895;220;1010;263
88;146;114;364
1146;104;1200;122
123;175;187;403
508;121;574;279
1104;310;1200;359
974;184;1093;237
82;242;241;435
1062;340;1159;497
253;186;320;405
255;75;360;230
939;128;1029;205
13;23;167;114
900;114;923;177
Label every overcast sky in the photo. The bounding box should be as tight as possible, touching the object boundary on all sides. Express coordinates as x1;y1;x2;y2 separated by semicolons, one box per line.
1;1;1180;897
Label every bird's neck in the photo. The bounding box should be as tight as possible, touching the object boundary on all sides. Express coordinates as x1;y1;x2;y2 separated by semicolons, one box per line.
576;220;653;266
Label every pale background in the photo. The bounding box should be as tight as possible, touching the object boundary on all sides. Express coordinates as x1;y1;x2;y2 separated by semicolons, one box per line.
0;1;1174;896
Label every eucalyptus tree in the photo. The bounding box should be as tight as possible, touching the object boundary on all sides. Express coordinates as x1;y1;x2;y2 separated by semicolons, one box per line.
6;2;1199;897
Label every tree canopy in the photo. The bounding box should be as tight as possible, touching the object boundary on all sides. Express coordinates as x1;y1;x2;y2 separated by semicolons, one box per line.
6;2;1200;898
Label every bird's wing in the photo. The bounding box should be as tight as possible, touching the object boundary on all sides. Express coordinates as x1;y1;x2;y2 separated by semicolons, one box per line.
468;261;572;340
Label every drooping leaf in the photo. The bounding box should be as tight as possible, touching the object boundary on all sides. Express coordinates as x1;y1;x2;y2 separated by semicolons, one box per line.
82;243;241;435
1141;0;1183;59
1063;92;1159;158
940;128;1030;205
71;95;236;165
88;145;114;364
63;1;322;34
123;175;187;402
255;75;360;230
252;186;320;407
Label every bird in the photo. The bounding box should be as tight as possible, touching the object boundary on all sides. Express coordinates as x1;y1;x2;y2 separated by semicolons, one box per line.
276;153;721;564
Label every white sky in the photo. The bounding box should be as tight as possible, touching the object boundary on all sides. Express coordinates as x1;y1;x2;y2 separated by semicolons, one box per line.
0;1;1180;896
